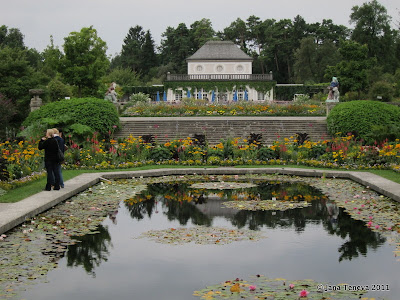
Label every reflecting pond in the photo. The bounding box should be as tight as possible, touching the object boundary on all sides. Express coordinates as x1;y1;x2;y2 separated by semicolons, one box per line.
4;175;400;299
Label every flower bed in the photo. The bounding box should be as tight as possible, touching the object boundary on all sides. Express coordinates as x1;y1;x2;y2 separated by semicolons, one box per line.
122;102;325;117
1;134;399;190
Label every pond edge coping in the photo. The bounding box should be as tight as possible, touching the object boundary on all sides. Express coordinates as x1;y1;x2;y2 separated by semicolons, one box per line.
1;167;399;235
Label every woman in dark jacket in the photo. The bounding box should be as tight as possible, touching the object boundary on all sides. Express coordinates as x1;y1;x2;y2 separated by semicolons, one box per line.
38;129;61;190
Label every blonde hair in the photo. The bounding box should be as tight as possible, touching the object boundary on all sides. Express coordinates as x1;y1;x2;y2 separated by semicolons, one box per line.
52;128;59;134
46;129;55;138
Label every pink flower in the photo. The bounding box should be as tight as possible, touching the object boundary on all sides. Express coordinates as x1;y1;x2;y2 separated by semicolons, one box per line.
299;289;309;297
369;216;373;220
387;227;392;231
375;225;380;229
249;285;256;291
289;284;295;289
367;221;373;227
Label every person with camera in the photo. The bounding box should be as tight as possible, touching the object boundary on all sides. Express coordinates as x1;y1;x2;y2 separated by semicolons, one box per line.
38;129;61;191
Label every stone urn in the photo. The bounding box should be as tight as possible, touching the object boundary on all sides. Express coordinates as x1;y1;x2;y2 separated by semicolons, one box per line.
29;89;43;112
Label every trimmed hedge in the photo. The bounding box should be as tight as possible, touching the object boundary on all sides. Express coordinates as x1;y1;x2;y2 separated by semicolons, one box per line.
327;100;400;143
23;98;120;136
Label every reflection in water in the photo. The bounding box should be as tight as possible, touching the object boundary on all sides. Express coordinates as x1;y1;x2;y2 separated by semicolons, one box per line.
66;224;112;277
124;180;386;262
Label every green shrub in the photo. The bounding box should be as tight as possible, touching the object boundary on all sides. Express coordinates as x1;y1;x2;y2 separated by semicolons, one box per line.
257;147;278;160
364;124;400;144
23;98;120;137
342;91;360;101
47;77;73;101
207;149;224;159
327;100;400;144
149;147;172;161
129;92;150;104
369;81;395;102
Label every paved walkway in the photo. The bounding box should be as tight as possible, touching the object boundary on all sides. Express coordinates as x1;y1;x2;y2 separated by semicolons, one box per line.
1;167;400;235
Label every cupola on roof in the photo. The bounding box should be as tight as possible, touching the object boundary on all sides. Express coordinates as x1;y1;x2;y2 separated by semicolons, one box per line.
186;40;253;61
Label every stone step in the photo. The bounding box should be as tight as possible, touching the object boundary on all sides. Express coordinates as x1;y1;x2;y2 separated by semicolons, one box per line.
114;117;331;145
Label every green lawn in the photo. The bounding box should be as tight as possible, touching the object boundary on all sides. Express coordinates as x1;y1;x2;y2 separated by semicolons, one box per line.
1;165;399;203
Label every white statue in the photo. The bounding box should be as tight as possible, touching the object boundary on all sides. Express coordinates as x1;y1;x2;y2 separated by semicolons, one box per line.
105;82;118;103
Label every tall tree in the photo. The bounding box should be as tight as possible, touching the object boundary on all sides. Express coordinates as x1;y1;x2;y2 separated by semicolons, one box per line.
41;35;63;77
308;19;350;44
120;25;145;73
141;30;158;76
294;37;341;83
350;0;397;72
0;46;34;101
325;40;376;95
60;26;109;97
190;18;215;50
0;25;25;49
246;15;266;73
222;18;248;50
159;23;192;73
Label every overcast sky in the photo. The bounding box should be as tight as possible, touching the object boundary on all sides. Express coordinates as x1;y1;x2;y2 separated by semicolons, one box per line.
1;0;399;57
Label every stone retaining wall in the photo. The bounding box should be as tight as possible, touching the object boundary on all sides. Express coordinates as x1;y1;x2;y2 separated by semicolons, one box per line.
115;116;330;145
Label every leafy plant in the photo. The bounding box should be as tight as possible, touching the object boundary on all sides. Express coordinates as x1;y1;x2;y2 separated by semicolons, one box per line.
129;92;151;104
295;133;309;145
150;147;172;161
248;133;262;148
365;124;400;144
257;147;278;160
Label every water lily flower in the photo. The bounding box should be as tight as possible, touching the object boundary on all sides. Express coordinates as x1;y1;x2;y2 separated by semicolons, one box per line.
56;220;62;224
28;228;34;232
289;284;295;289
367;221;373;227
299;289;309;297
249;285;256;291
387;227;392;231
22;230;28;234
369;216;373;220
375;225;380;229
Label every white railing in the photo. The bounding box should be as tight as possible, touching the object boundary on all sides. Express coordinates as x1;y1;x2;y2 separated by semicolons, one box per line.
166;74;273;81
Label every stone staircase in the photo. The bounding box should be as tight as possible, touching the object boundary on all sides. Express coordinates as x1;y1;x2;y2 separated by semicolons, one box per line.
114;116;331;145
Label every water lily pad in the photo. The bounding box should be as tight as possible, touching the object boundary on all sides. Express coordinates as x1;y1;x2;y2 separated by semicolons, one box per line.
223;199;311;211
190;182;257;190
193;275;366;299
136;226;265;245
0;179;147;299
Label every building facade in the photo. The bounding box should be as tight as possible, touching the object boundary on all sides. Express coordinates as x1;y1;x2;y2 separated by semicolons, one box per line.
165;41;275;103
